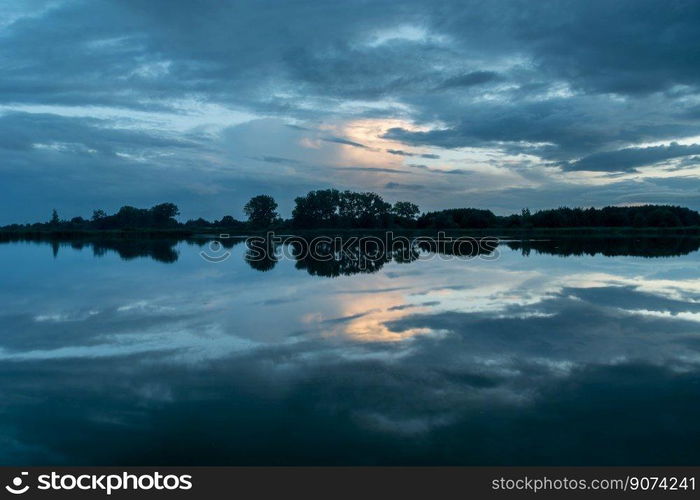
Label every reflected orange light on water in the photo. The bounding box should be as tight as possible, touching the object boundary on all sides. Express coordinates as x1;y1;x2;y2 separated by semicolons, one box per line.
326;289;434;342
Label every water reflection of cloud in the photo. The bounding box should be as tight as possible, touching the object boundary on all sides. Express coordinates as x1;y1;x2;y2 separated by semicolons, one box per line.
2;242;700;464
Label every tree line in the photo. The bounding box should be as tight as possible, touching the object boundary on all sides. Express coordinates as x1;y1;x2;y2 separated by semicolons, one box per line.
3;189;700;232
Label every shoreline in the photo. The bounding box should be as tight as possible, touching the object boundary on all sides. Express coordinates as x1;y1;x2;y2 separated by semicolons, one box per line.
2;226;700;240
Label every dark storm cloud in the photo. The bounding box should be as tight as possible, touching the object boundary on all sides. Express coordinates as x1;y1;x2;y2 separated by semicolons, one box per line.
250;156;301;165
0;112;197;155
387;301;441;311
2;2;693;105
566;143;700;172
321;136;370;149
517;1;700;96
284;124;313;131
4;0;700;121
384;96;700;162
386;149;414;156
407;164;468;175
384;182;425;190
436;71;499;89
386;149;440;159
335;166;411;175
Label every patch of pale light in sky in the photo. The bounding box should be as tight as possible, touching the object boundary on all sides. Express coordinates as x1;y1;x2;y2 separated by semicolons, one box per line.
556;170;636;186
638;163;700;179
363;24;450;48
128;61;173;80
335;98;414;116
634;136;700;148
0;100;259;135
32;142;98;155
0;0;63;30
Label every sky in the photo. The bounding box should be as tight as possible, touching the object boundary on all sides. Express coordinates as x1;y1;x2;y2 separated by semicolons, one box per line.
2;0;700;224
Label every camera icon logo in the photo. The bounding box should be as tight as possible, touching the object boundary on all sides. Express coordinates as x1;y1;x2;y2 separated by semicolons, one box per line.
5;472;29;495
199;236;232;263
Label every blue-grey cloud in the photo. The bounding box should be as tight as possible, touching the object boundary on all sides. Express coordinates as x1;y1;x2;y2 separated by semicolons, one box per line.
407;164;468;175
1;0;700;219
384;96;700;162
436;70;499;89
384;182;425;190
322;136;370;149
335;166;411;175
566;143;700;172
250;156;301;165
386;149;441;159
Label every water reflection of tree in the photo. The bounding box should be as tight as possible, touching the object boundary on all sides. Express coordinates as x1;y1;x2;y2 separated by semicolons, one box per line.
288;239;398;277
507;237;700;258
245;238;278;272
3;234;698;269
257;237;491;277
91;239;180;263
0;235;184;263
415;237;498;257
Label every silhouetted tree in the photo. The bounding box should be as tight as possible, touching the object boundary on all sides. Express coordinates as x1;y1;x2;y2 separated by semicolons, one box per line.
217;215;245;229
632;212;648;227
418;208;496;229
338;191;391;228
91;209;106;221
50;209;60;226
292;189;341;228
244;195;279;228
647;208;682;227
185;217;213;227
392;201;420;219
150;202;180;227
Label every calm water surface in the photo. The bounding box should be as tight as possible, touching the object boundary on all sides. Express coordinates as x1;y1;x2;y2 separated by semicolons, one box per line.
1;236;700;465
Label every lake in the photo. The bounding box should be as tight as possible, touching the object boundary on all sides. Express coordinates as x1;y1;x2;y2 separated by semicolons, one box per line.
1;234;700;465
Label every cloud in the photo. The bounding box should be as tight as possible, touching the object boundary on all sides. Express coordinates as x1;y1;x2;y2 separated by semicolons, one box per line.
384;95;700;163
336;166;410;175
251;156;301;165
566;143;700;172
2;0;700;218
436;70;499;89
386;149;414;156
3;263;700;464
406;164;468;175
384;182;425;190
386;149;441;159
322;136;370;149
0;112;197;155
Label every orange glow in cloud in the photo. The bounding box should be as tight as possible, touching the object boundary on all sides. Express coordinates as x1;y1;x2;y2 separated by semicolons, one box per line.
318;119;438;183
319;289;434;342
